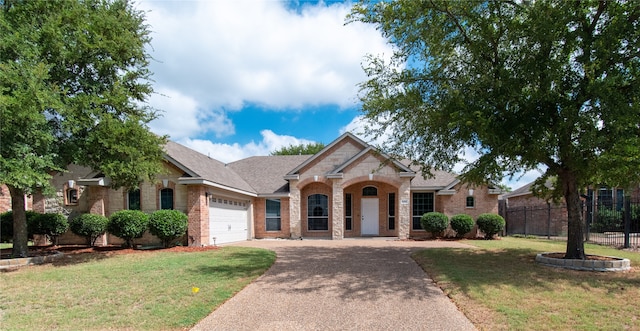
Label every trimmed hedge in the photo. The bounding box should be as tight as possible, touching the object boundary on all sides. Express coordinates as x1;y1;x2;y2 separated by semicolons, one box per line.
450;214;474;238
420;212;449;236
69;214;109;246
1;210;46;242
108;210;149;248
148;210;188;248
476;213;505;239
28;213;69;243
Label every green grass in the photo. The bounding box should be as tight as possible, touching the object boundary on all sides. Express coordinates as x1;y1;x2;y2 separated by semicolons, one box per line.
413;237;640;331
0;246;275;330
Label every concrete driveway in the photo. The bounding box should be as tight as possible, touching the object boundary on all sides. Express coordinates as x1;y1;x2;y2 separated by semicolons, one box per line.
191;238;477;331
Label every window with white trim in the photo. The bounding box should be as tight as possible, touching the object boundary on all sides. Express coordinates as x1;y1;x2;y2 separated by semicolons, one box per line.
307;194;328;231
266;199;281;231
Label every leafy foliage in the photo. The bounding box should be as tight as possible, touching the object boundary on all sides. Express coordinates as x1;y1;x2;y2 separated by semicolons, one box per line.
69;214;109;246
270;142;325;155
450;214;475;238
0;0;166;256
28;213;69;244
108;210;149;248
476;213;506;239
420;212;449;236
350;0;640;258
148;210;188;248
0;210;41;242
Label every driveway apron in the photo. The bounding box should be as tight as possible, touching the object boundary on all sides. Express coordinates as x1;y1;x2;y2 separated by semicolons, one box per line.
190;239;477;331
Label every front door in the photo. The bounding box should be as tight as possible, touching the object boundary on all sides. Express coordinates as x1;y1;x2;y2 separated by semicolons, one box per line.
361;198;379;235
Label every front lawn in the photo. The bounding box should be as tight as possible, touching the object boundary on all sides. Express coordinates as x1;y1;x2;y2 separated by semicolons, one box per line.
0;246;275;330
413;237;640;331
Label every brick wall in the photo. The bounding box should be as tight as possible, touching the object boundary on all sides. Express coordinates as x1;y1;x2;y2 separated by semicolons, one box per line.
187;185;209;246
254;197;291;239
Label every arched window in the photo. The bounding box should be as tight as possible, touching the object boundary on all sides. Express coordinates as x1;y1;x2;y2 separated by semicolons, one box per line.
160;188;174;210
307;194;328;231
362;186;377;196
128;189;141;210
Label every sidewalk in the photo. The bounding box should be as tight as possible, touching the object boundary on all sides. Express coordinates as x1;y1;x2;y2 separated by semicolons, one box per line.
191;239;477;331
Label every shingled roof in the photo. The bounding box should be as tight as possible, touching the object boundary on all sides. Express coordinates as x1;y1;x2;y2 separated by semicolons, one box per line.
228;155;312;195
163;141;255;194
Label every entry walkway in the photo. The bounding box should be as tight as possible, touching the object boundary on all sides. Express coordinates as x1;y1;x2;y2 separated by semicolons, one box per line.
191;238;477;331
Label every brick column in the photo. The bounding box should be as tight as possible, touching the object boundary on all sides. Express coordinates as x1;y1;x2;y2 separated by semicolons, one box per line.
332;179;344;239
398;179;411;239
187;185;209;246
289;180;301;239
32;190;46;213
87;186;109;246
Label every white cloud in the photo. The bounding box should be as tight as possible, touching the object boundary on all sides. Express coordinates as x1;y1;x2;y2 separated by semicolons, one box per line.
179;129;317;163
138;0;393;140
148;88;234;140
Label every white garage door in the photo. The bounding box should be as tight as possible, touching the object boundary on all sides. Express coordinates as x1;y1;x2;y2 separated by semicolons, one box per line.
209;197;248;245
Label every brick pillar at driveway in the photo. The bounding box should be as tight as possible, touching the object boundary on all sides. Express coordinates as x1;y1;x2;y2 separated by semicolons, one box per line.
289;179;301;239
187;185;210;246
332;178;344;239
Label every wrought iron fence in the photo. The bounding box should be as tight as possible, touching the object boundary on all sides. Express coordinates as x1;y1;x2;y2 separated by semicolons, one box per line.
503;197;640;248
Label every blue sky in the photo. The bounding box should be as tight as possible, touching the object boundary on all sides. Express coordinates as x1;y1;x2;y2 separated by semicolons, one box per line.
136;0;541;190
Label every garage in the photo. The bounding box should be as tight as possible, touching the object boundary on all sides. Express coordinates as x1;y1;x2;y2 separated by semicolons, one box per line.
209;196;249;245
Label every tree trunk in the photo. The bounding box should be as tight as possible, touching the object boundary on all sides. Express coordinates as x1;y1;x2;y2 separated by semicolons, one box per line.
561;171;586;260
8;185;29;258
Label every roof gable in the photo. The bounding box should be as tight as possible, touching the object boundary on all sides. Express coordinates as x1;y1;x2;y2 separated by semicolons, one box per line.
286;132;370;176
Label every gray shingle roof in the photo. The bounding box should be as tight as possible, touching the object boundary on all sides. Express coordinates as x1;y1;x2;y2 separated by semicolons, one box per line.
228;155;312;194
406;164;459;188
163;141;255;194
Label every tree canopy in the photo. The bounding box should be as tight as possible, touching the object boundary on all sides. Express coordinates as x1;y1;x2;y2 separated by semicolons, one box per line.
0;0;166;257
270;142;325;155
350;0;640;259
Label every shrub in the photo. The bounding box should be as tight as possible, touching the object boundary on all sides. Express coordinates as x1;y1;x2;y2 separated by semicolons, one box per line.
1;210;51;241
69;214;109;246
450;214;474;238
476;213;505;239
591;207;622;233
28;213;69;244
420;212;449;236
108;210;149;248
148;210;188;248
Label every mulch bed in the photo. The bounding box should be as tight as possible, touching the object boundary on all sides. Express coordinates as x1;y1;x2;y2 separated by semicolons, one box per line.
542;252;620;261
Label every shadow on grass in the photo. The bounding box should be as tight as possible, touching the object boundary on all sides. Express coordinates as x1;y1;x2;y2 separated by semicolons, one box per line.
413;247;640;298
190;249;275;279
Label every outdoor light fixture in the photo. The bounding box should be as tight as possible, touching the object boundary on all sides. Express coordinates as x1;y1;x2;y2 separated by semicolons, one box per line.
68;180;75;188
162;179;169;188
369;173;373;181
468;188;474;196
314;175;319;182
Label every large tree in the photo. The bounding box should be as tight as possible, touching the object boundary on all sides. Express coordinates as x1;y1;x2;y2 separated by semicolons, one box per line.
350;0;640;259
270;142;326;156
0;0;166;257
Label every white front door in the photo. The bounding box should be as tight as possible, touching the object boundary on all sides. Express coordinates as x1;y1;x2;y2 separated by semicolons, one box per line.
361;198;379;236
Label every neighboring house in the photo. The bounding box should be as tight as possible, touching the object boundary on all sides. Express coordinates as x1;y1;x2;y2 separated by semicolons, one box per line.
3;133;502;245
501;179;640;236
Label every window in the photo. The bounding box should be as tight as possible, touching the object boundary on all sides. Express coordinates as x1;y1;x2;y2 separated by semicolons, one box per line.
66;188;79;205
266;199;281;231
466;196;475;208
388;193;395;230
160;188;174;210
307;194;328;231
128;189;141;210
412;192;434;230
363;186;377;196
345;193;352;231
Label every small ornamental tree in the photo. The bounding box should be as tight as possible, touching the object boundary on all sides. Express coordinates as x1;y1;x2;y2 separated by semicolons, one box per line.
108;210;149;248
148;210;188;248
28;213;68;245
450;214;475;238
69;214;109;246
420;212;449;237
476;213;506;240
